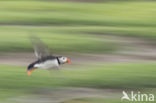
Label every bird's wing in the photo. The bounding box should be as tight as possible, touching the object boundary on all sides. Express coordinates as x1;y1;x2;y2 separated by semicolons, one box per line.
30;35;52;59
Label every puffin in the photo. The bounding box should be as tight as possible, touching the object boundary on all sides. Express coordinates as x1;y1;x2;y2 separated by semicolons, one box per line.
27;36;71;76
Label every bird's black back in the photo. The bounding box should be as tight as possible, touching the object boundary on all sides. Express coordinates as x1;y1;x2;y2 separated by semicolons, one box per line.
27;56;59;70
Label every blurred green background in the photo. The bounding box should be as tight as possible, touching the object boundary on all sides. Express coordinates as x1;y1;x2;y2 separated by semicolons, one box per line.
0;0;156;103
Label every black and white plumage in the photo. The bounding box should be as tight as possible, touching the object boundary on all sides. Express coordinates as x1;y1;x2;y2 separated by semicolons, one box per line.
27;36;71;76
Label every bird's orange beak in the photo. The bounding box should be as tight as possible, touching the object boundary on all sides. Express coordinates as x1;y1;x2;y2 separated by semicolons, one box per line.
67;58;71;64
27;68;37;76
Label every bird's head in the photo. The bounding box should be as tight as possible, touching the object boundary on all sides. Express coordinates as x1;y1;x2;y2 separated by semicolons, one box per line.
27;63;37;76
58;56;71;64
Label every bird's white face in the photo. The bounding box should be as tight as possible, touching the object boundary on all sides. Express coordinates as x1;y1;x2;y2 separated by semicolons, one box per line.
59;56;71;64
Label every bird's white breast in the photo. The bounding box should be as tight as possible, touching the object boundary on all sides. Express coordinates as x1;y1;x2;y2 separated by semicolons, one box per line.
35;59;59;69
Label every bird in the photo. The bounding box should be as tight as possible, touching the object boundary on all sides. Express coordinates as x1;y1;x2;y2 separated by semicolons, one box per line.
27;36;71;76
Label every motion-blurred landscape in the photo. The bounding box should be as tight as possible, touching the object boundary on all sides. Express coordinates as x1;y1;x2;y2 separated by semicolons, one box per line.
0;0;156;103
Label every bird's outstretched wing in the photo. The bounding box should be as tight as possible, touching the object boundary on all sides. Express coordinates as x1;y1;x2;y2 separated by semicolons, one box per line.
30;35;52;59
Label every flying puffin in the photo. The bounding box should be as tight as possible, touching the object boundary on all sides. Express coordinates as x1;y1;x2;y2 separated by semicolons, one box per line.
27;36;71;76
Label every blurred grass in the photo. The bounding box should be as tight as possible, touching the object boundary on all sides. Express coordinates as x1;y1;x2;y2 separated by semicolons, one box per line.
0;1;155;27
0;26;116;53
0;63;156;89
0;0;155;103
0;1;155;53
65;97;154;103
65;98;126;103
0;63;156;102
